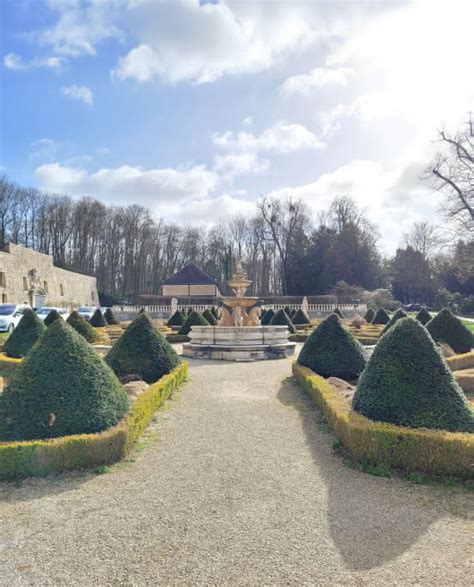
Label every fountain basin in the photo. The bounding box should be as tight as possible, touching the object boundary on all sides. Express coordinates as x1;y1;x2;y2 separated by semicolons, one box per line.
182;325;296;362
221;296;258;308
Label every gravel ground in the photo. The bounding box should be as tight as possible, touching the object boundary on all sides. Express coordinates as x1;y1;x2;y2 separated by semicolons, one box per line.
0;355;472;586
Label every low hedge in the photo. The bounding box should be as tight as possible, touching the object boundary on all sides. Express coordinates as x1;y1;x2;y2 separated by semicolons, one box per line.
454;370;474;394
0;362;188;480
446;351;474;371
0;352;22;375
166;334;191;343
293;363;474;479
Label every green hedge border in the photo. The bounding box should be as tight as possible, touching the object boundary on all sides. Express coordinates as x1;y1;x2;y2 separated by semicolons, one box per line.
293;362;474;479
0;353;22;375
446;350;474;371
0;362;188;480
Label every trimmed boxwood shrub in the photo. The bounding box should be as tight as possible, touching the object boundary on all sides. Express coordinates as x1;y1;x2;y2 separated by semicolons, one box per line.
202;308;218;325
381;308;407;335
104;308;120;325
3;309;46;358
211;306;219;320
0;320;129;441
270;309;296;334
167;310;185;327
44;309;63;326
353;317;474;433
260;308;275;325
292;308;311;325
67;310;99;343
178;310;209;335
364;308;375;322
333;307;344;319
106;312;179;384
298;313;366;380
90;308;107;327
371;307;390;325
415;307;432;326
426;308;474;354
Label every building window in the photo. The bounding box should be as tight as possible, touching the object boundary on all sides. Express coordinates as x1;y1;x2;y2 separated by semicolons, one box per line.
1;293;7;303
0;272;6;287
91;291;95;301
23;276;28;290
59;283;64;296
43;280;48;293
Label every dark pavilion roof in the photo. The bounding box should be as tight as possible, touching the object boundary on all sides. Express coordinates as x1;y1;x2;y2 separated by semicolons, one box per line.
163;263;218;286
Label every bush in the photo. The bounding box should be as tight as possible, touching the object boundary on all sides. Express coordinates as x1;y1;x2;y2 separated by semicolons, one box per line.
292;308;311;325
260;308;275;325
106;312;179;384
426;308;474;354
364;308;375;322
298;313;366;380
284;306;292;316
0;320;129;441
353;317;474;433
381;308;407;335
269;309;296;334
104;308;120;325
66;310;99;343
3;309;46;358
178;310;209;335
333;307;344;319
415;307;432;325
90;308;107;327
167;310;185;327
371;307;390;325
202;308;218;325
211;306;219;320
44;309;63;326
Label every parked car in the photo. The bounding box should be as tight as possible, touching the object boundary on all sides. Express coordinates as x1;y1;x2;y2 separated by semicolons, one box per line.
36;307;70;322
0;304;31;333
78;306;97;321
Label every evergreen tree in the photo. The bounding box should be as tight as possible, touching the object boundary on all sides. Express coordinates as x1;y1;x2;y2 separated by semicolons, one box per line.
381;308;407;335
292;308;311;325
44;309;63;327
371;307;390;325
260;308;275;325
90;308;107;327
415;307;432;326
269;309;296;334
104;308;120;325
167;310;185;327
67;311;99;343
426;308;474;354
202;308;218;325
333;307;344;319
364;308;375;322
178;311;209;335
3;309;46;358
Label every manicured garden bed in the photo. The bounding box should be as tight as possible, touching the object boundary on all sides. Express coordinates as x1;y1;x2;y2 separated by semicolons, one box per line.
0;362;188;480
293;362;474;479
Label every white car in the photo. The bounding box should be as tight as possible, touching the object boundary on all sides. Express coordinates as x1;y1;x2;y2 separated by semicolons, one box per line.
0;304;31;333
36;307;70;322
78;306;97;321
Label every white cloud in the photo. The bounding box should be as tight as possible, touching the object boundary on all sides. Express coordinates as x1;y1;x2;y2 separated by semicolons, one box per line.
213;152;269;180
280;66;354;96
113;0;332;84
157;194;256;225
35;0;122;57
34;162;218;206
3;52;64;70
213;121;325;153
29;138;59;161
62;84;94;106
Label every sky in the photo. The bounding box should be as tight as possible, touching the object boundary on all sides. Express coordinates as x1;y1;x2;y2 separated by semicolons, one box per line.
1;0;473;253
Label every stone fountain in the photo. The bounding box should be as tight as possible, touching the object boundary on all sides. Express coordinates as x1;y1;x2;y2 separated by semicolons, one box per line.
182;260;295;361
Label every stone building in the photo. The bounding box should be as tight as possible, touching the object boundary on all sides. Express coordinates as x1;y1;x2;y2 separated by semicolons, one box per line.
0;243;98;308
162;263;222;298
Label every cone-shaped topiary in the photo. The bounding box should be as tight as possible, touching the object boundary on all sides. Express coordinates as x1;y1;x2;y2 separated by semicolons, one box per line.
333;307;344;319
381;308;407;335
426;308;474;354
260;308;275;325
284;306;292;316
90;308;107;327
260;309;267;321
292;308;311;325
3;309;46;358
44;309;63;327
67;310;99;343
415;307;432;326
178;310;209;335
298;313;366;380
269;309;296;334
371;307;390;325
364;308;375;322
106;312;179;384
211;306;219;320
0;320;129;441
104;308;120;325
352;317;474;432
202;308;218;325
167;310;185;327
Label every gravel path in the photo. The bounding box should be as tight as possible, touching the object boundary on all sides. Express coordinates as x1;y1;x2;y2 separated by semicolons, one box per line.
0;356;472;586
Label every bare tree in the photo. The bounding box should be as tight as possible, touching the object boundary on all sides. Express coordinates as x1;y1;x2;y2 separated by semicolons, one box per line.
427;116;474;234
403;221;444;259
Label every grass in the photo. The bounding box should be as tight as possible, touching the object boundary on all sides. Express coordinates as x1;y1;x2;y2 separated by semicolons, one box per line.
461;320;474;334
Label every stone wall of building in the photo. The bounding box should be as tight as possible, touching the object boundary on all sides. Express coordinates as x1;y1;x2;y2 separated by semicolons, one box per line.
0;243;98;309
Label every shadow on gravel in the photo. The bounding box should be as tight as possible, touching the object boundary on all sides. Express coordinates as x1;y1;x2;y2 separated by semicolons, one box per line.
277;376;470;572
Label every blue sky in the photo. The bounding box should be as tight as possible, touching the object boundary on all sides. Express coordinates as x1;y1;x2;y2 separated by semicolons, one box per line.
1;0;473;252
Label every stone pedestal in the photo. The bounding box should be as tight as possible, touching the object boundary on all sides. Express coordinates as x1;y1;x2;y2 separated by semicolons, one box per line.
182;325;296;362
